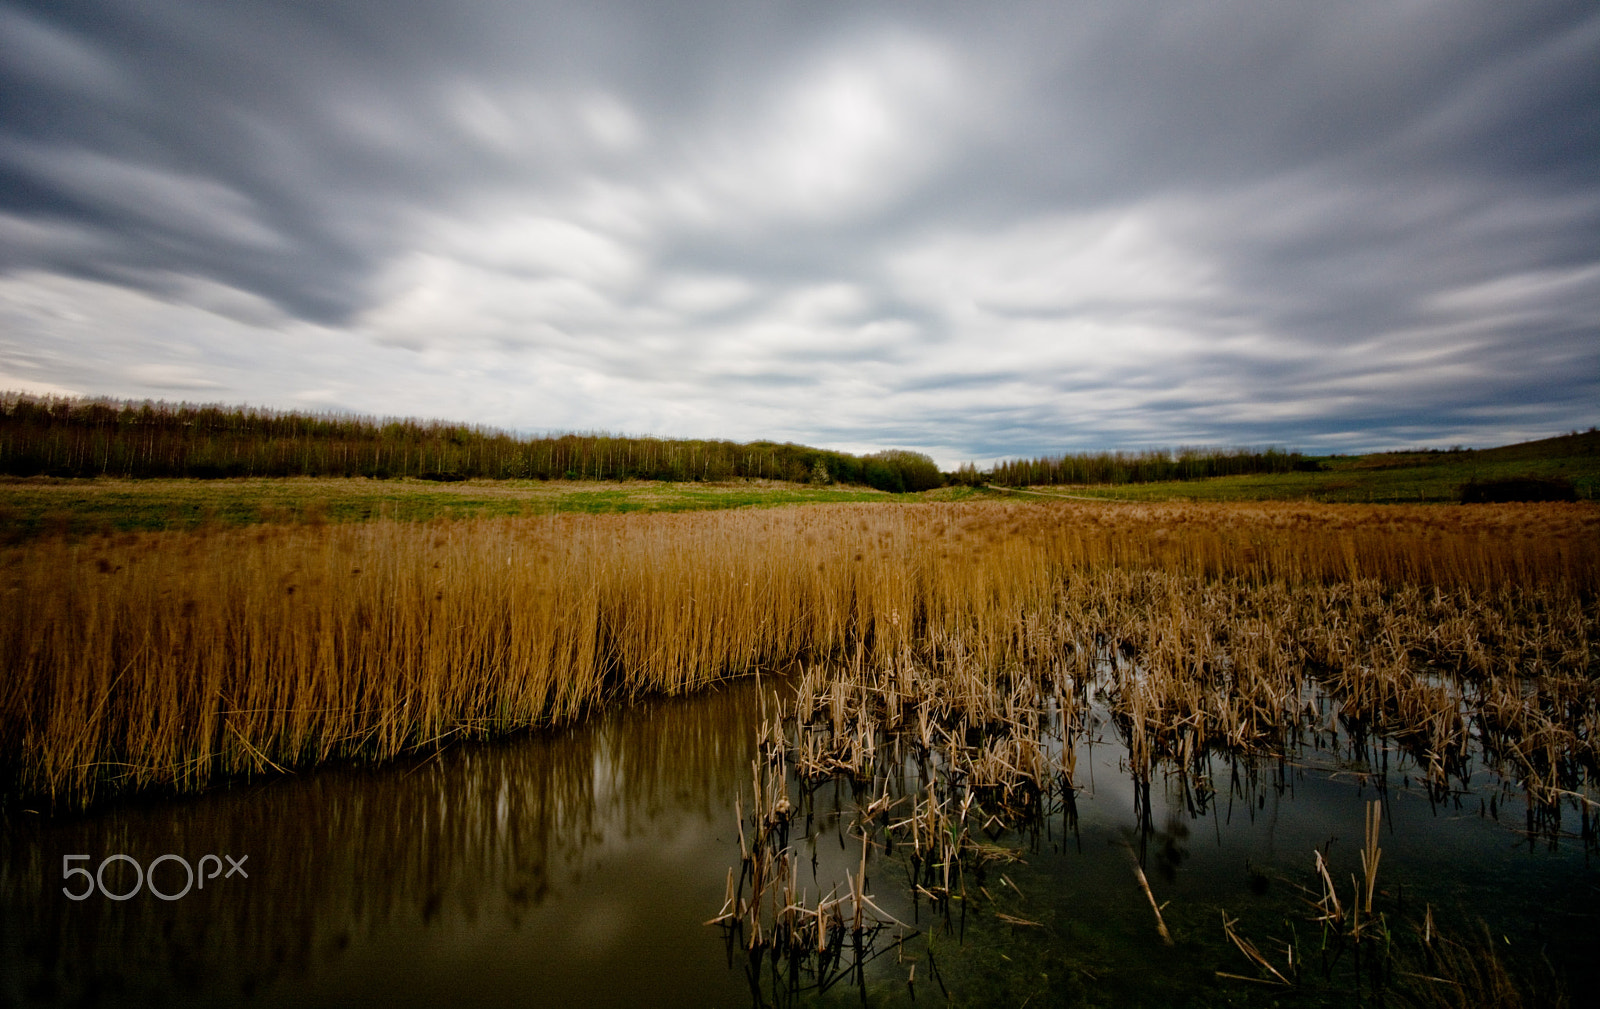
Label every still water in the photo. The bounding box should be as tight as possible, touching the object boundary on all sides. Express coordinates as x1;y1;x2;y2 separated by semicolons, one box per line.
2;677;1595;1007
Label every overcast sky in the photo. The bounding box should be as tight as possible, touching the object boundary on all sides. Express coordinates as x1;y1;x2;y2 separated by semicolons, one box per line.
1;1;1596;465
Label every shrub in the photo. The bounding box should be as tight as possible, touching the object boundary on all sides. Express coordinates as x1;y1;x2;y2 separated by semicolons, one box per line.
1459;476;1577;503
869;450;943;493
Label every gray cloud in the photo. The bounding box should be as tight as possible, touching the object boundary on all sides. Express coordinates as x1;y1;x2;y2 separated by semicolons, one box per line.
1;0;1596;465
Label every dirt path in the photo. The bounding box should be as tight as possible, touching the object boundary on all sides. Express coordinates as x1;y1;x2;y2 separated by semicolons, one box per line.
984;483;1138;503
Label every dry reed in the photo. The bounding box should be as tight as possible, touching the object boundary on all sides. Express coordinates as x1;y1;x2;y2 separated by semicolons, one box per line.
2;501;1596;808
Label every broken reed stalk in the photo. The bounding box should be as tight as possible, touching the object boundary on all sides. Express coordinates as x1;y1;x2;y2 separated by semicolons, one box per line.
1222;914;1293;987
1127;847;1175;945
1139;850;1177;946
1362;800;1382;915
1314;849;1345;928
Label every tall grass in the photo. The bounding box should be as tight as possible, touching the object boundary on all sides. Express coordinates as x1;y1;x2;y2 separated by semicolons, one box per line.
2;501;1595;808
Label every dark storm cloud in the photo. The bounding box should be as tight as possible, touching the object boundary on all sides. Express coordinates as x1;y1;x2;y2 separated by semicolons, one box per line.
0;0;1595;459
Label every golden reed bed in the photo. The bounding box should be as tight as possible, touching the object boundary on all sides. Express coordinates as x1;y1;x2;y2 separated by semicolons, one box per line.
2;501;1595;807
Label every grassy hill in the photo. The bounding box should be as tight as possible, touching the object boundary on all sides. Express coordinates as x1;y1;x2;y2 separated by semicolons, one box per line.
1001;430;1599;503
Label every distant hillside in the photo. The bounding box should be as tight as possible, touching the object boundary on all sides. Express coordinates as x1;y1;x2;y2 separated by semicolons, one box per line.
990;428;1599;503
1470;428;1599;462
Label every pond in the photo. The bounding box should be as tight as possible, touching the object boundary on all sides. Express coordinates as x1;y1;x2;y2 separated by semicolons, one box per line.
2;675;1595;1007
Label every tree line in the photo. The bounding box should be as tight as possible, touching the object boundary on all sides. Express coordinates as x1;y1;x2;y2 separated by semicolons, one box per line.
0;394;1312;491
987;447;1318;486
0;394;945;492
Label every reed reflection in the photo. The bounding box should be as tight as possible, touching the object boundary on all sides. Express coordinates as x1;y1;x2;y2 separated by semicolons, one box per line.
2;678;774;1008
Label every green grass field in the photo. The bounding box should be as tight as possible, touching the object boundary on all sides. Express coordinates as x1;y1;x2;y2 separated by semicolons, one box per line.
0;476;1004;540
1;430;1593;540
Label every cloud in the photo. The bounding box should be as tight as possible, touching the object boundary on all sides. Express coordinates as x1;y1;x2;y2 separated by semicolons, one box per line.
657;30;965;230
2;141;287;250
0;1;1595;464
649;273;758;317
0;5;134;102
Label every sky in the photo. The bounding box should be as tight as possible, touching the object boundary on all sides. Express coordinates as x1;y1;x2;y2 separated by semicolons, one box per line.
0;1;1596;467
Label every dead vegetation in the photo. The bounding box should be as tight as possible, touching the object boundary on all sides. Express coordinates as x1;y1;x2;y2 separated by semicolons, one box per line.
1;501;1595;814
687;503;1596;997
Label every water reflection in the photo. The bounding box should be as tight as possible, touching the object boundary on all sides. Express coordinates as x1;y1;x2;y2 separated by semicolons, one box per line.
2;675;1596;1008
1;680;775;1008
721;696;1600;1006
